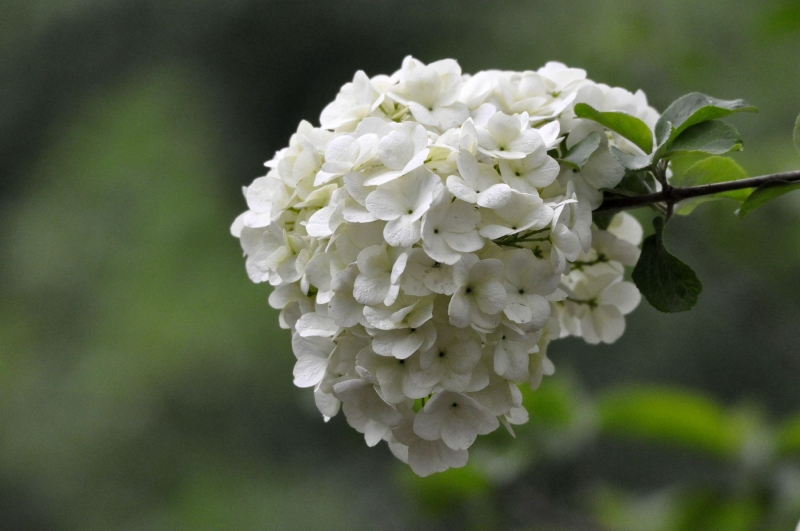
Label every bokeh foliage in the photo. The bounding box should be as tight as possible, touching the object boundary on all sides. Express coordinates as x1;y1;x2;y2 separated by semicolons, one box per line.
1;1;799;529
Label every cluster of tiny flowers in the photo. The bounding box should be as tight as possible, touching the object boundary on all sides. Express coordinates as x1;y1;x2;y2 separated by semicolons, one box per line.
232;57;653;476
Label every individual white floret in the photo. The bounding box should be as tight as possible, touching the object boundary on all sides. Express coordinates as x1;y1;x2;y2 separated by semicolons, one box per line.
391;419;469;476
537;62;589;96
448;256;508;331
363;294;434;331
448;150;513;208
295;310;339;339
549;184;592;270
606;211;644;246
356;348;436;403
365;167;443;247
368;320;437;360
389;57;470;131
501;248;559;328
235;171;291;230
421;189;483;264
363;120;430;186
291;334;336;388
320;70;388;131
353;244;408;306
558;144;625;209
490;326;540;383
478;191;554;240
416;324;483;392
333;379;405;447
413;390;500;450
401;248;458;296
477;111;543;160
561;271;641;344
497;148;560;194
470;375;525;433
274;122;331;192
315;133;379;185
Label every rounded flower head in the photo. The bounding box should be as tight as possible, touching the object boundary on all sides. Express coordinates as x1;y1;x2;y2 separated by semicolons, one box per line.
232;56;651;475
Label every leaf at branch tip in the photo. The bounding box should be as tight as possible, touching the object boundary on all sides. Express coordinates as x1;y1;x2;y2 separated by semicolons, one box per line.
670;156;750;215
656;92;758;145
794;113;800;156
609;146;652;170
737;180;800;217
632;217;703;313
574;103;654;153
668;120;743;156
557;131;602;170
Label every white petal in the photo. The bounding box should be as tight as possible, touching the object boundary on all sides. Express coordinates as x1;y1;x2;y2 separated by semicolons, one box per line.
293;355;329;387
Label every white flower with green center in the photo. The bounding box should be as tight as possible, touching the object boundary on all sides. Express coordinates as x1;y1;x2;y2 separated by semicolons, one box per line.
363;120;430;186
498;148;561;193
413;390;500;450
448;256;508;331
447;150;513;208
476;111;543;160
365;167;442;247
501;248;558;328
416;324;482;392
353;244;408;306
561;270;641;345
421;189;483;264
333;379;405;447
356;349;436;404
389;57;469;132
320;70;387;131
401;248;458;296
478;190;554;240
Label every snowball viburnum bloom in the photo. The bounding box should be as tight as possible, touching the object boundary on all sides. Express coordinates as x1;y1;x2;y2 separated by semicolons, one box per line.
232;56;655;475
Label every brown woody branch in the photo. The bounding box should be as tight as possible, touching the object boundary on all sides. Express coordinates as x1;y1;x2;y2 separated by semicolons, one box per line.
595;170;800;213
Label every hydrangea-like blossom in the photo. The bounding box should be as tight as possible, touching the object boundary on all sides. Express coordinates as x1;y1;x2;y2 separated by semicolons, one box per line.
232;57;654;476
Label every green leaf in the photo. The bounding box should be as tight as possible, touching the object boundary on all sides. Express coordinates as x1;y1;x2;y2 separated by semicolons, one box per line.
574;103;654;153
671;156;750;214
794;112;800;155
632;217;702;312
654;119;673;151
557;131;601;170
668;120;743;156
656;92;757;145
598;386;744;458
776;414;800;457
612;170;657;196
609;146;652;170
737;180;800;217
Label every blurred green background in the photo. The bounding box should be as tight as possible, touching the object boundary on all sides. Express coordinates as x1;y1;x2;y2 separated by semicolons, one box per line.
1;1;799;530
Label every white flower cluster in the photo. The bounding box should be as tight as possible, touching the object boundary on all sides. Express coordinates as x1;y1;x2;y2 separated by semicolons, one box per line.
232;57;653;476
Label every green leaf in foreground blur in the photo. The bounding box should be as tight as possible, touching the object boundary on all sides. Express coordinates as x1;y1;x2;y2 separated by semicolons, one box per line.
598;386;743;458
557;131;601;170
668;120;743;156
632;217;702;313
574;103;654;153
776;414;800;456
794;112;800;155
656;92;757;145
737;180;800;217
671;156;750;215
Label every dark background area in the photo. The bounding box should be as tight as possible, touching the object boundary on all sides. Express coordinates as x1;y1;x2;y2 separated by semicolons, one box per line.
1;1;799;529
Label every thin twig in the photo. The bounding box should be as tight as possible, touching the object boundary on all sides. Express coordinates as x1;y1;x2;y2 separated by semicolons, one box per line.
595;170;800;213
